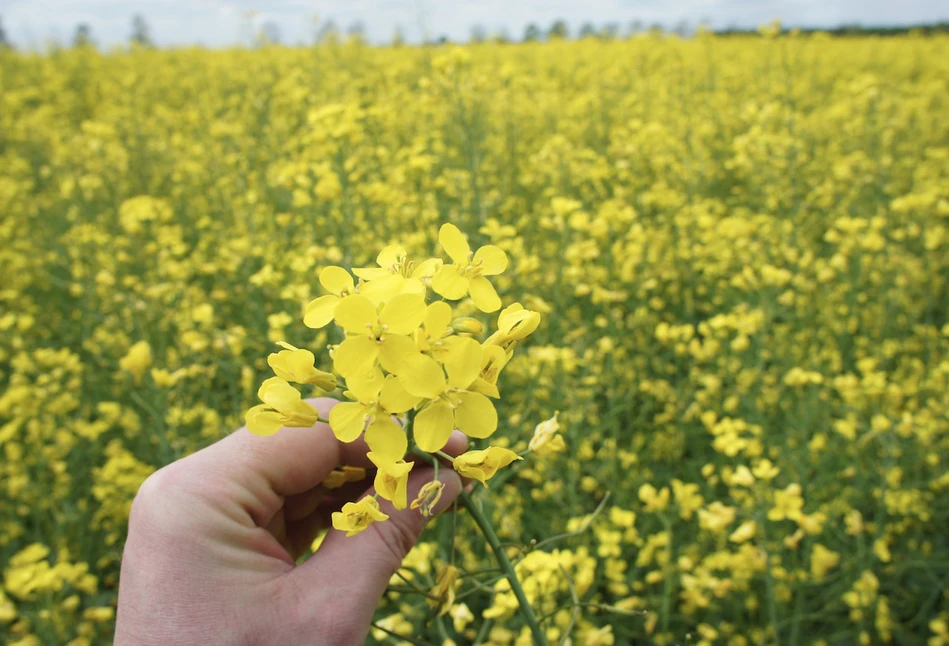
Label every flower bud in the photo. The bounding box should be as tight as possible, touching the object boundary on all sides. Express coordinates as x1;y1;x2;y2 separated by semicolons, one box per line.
452;317;484;336
528;412;562;455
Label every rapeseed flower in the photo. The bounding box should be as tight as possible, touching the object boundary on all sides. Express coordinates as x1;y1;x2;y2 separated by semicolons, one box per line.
331;497;389;537
331;293;425;378
432;223;508;312
119;341;152;383
328;371;417;459
399;338;498;451
367;452;414;510
304;266;358;329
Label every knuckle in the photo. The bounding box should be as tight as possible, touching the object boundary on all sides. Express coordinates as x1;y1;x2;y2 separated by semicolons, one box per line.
128;460;193;528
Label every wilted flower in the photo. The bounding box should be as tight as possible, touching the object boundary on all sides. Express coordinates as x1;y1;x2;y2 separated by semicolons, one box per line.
452;447;522;487
411;480;446;517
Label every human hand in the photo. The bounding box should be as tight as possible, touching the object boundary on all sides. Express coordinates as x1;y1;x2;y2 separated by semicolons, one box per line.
114;398;465;645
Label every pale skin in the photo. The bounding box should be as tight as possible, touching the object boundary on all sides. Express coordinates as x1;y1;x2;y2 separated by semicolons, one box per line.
114;398;466;645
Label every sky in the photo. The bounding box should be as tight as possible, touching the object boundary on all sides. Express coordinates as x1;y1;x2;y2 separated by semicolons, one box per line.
2;0;947;48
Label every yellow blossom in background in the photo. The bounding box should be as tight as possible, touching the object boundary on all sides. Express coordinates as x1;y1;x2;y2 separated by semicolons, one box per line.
427;564;461;615
450;602;475;633
768;483;805;522
810;544;840;579
728;520;757;544
638;484;670;513
118;341;152;383
528;412;564;457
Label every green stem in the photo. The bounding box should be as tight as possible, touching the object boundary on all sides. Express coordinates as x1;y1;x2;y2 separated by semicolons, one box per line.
458;488;549;646
472;618;494;646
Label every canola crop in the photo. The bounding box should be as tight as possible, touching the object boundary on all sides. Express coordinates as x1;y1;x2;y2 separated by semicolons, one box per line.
2;33;949;645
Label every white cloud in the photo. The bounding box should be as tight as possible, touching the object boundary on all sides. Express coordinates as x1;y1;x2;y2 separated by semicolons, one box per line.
2;0;947;48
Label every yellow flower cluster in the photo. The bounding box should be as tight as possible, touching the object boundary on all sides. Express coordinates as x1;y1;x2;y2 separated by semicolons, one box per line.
3;30;949;644
246;225;538;532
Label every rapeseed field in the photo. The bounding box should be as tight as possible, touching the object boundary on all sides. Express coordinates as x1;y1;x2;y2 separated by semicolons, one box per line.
1;32;949;645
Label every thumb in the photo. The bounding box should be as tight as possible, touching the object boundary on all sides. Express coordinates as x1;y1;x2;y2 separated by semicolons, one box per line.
292;467;462;634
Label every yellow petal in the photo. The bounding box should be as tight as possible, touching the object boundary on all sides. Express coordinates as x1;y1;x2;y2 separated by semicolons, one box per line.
333;335;379;378
376;244;406;269
444;337;482;388
380;375;422;413
268;347;317;384
468;276;501;313
469;376;501;398
452;450;491;486
258;377;302;413
380;293;426;335
246;405;284;436
482;446;522;470
334;294;377;332
360;273;405;304
414;399;455;452
402;277;427;295
432;266;469;300
304;295;339;329
497;303;541;339
365;416;408;462
474;245;508;276
346;369;385;403
378;334;419;373
454;391;497;439
398;353;447;399
320;266;355;295
412;257;442;278
368;453;414;510
329;402;368;442
455;464;488;487
424;301;453;337
439;223;471;264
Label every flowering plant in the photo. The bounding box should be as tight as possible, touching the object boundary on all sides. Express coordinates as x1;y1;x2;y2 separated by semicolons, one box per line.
246;224;550;641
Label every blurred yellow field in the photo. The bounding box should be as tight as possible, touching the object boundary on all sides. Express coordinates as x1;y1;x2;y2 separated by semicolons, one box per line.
2;33;949;644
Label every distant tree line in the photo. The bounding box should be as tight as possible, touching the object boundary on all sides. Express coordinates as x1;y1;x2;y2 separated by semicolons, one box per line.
506;19;949;43
714;22;949;37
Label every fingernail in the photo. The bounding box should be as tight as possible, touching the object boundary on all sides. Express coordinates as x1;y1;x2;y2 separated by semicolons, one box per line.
431;470;462;516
